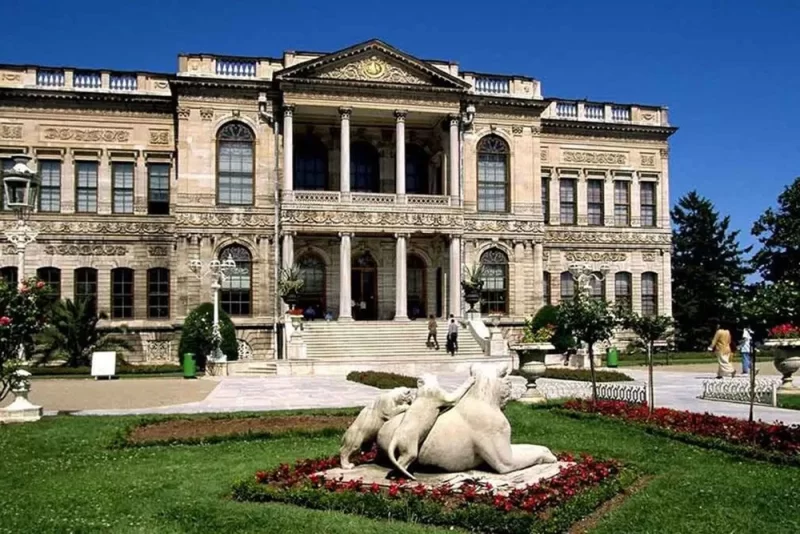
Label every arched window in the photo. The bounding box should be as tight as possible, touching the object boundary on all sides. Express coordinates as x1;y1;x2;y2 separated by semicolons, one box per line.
642;272;658;317
407;254;426;319
0;266;18;287
219;244;251;316
589;272;606;301
406;144;429;195
74;267;98;316
217;122;254;206
37;267;61;301
147;268;170;319
614;272;632;311
543;272;551;306
350;141;380;193
294;135;328;190
560;272;575;302
477;135;509;213
297;252;326;316
480;248;509;314
111;268;134;319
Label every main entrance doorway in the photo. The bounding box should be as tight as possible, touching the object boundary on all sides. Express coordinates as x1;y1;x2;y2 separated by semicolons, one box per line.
352;251;378;320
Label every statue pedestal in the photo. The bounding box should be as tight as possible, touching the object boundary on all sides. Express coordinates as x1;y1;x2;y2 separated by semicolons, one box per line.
0;393;42;423
320;462;572;495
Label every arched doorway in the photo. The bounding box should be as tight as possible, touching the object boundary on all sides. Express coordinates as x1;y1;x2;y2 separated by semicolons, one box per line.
296;252;326;318
407;254;426;319
352;250;378;320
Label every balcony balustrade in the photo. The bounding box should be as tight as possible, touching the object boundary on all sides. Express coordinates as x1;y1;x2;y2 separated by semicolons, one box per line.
215;58;257;77
474;77;511;95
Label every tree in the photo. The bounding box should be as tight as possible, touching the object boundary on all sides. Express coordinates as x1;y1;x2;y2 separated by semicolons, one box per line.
618;310;673;414
0;278;52;402
752;177;800;284
557;291;618;403
524;304;575;353
35;298;132;368
178;303;238;370
671;191;751;350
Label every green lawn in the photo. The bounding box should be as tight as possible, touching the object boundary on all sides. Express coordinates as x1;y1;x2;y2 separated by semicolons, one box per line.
1;406;799;534
778;394;800;411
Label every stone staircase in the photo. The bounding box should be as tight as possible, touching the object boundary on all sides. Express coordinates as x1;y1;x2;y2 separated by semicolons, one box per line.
237;361;278;376
301;320;485;360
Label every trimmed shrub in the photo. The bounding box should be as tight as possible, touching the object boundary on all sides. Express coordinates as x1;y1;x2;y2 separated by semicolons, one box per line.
529;305;575;352
346;370;417;389
513;367;633;383
178;303;238;369
25;364;183;377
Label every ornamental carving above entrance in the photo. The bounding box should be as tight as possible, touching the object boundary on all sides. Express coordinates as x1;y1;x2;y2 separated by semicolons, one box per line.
318;55;426;85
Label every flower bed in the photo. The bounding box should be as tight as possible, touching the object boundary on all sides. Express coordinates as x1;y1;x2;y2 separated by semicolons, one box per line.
232;448;629;534
562;400;800;465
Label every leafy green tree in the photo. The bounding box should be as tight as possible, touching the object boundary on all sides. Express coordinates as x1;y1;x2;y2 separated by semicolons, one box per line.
752;177;800;284
35;298;132;368
178;302;238;370
557;291;618;403
525;304;575;352
671;191;751;350
0;278;52;401
618;309;673;414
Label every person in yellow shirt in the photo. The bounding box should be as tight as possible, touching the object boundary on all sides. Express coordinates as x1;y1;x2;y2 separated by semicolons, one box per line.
708;323;736;379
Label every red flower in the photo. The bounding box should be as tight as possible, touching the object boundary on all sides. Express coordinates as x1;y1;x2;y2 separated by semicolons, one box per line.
388;484;400;498
0;316;10;326
36;281;45;289
369;483;381;494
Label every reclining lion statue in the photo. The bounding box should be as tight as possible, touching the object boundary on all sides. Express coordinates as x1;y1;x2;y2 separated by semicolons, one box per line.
377;363;557;475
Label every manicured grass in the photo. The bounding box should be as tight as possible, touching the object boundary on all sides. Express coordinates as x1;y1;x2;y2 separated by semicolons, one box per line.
778;394;800;411
1;406;799;533
615;352;718;367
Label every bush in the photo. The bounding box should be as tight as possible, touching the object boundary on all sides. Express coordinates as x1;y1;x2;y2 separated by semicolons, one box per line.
529;305;575;352
178;303;238;369
514;367;633;383
25;364;183;377
346;371;417;389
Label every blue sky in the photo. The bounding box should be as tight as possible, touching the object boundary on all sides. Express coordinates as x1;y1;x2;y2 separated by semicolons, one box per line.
1;0;798;251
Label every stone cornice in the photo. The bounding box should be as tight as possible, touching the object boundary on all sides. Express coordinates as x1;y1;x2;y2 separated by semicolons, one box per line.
542;119;678;140
0;87;172;106
545;228;671;245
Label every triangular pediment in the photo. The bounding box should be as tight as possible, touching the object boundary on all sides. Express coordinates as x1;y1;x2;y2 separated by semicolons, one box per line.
276;39;469;90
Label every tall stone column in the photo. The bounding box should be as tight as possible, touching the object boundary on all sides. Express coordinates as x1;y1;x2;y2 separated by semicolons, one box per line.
448;115;460;203
448;235;462;318
281;233;294;269
338;232;353;320
395;110;407;201
533;242;544;308
282;105;294;195
394;233;409;321
662;249;673;317
339;108;351;198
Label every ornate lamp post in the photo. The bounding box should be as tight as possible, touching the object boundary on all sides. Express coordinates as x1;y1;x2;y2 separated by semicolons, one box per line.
2;155;40;289
568;263;610;295
188;254;237;362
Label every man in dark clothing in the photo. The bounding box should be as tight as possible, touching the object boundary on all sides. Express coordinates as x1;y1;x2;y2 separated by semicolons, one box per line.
446;315;459;356
426;314;440;350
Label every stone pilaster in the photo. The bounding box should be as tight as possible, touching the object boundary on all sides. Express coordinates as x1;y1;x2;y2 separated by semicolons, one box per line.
448;115;459;202
394;233;409;321
339;232;353;320
448;235;461;318
282;105;294;194
576;170;587;226
395;110;406;200
281;233;294;269
339;108;351;198
631;173;641;228
533;242;544;308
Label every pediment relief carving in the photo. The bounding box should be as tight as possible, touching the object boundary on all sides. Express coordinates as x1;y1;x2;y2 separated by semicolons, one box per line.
317;54;428;85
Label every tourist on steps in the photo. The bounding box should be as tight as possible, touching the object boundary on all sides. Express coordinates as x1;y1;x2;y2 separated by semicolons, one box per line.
447;315;459;356
426;315;440;350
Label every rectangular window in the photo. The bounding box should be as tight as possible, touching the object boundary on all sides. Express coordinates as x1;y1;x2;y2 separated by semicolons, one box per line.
112;162;134;214
147;164;170;215
147;268;170;319
541;174;550;224
560;272;575;302
38;160;62;212
74;268;98;316
543;272;551;305
0;159;13;210
614;272;632;311
587;179;604;226
614;181;630;226
75;161;98;213
111;268;134;319
559;179;576;225
642;272;658;316
0;266;18;286
37;267;62;301
640;181;657;227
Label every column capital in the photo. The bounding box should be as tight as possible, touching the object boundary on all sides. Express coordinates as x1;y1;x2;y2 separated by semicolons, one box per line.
337;231;354;239
393;232;411;240
511;239;527;249
339;107;352;120
448;114;460;127
394;110;407;122
283;104;295;117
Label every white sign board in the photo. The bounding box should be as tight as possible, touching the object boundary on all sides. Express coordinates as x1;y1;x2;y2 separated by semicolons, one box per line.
91;352;117;378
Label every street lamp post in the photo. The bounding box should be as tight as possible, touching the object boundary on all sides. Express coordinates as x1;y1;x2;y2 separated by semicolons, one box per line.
2;155;40;290
568;263;610;295
188;254;237;362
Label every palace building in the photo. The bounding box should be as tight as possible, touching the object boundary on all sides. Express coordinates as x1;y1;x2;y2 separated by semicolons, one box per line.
0;39;676;369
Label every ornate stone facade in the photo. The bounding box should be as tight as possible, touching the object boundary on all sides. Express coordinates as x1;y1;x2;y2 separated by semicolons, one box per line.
0;38;675;362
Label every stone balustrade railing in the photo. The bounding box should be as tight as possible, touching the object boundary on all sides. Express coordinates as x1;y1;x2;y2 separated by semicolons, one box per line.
474;77;511;95
284;191;454;208
0;67;169;94
544;100;669;126
215;58;257;78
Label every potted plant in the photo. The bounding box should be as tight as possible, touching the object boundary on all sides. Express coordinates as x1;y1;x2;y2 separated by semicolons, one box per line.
510;322;556;404
278;265;304;309
764;323;800;390
461;264;484;311
287;307;305;329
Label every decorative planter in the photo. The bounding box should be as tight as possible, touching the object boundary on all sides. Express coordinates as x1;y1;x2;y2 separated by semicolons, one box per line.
289;314;304;329
282;290;299;308
509;342;555;404
764;339;800;390
461;281;483;312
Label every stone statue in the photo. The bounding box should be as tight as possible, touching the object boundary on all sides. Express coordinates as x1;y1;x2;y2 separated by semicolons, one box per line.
339;386;413;469
385;374;475;480
377;363;557;476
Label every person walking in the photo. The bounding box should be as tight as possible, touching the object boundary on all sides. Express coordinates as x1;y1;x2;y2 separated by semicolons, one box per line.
709;323;736;379
740;327;753;376
447;315;459;356
426;314;440;350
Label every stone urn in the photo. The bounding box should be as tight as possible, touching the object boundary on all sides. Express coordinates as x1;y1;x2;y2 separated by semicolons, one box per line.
765;339;800;390
461;281;483;312
282;290;299;308
289;313;304;330
509;342;555;404
0;369;42;423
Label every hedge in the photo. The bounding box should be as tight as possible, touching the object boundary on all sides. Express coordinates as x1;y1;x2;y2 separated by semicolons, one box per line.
346;370;417;389
25;364;184;377
514;367;634;383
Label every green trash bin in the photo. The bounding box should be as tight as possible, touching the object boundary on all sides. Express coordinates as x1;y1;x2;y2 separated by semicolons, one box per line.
183;353;197;379
607;347;619;368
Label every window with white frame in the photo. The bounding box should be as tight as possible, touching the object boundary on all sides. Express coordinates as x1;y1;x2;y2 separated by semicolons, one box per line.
587;178;604;226
38;160;61;212
640;178;657;227
112;162;134;214
559;177;577;225
614;179;630;226
75;161;98;213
